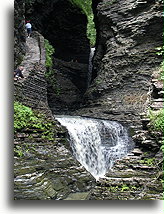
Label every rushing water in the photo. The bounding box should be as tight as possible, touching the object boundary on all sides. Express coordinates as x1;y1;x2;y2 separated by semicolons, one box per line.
88;47;95;87
55;115;134;180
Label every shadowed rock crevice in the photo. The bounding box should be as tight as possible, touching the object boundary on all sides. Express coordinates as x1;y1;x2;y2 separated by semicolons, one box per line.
25;0;90;63
25;0;91;113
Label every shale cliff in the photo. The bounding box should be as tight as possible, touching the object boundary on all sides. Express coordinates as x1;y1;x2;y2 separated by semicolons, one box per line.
14;31;95;200
76;0;163;126
14;0;163;200
14;0;95;200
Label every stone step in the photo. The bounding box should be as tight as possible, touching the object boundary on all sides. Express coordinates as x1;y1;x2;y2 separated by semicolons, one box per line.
105;168;156;179
150;102;163;110
158;91;164;95
90;189;163;200
152;98;163;102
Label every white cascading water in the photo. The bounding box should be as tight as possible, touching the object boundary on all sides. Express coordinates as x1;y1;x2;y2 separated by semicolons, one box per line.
55;116;134;180
87;47;95;87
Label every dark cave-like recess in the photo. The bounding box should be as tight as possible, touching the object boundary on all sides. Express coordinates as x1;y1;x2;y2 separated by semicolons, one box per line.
25;0;90;64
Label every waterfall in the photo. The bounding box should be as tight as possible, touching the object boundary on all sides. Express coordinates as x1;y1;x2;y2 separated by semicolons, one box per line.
55;116;134;180
88;47;95;87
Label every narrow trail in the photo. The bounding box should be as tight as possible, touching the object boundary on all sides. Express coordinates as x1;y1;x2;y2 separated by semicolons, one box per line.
19;33;44;81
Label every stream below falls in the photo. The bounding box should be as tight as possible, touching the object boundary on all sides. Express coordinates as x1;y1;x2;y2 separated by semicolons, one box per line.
55;115;135;180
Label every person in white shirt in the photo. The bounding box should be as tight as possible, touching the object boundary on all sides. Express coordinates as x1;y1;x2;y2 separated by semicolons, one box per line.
25;21;32;38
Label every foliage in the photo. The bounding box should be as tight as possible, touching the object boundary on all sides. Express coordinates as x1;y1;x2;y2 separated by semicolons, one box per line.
140;158;155;166
121;184;130;192
70;0;96;46
161;142;164;153
147;109;164;133
14;101;54;140
14;101;38;131
108;184;138;193
159;71;164;80
14;145;23;157
44;39;55;68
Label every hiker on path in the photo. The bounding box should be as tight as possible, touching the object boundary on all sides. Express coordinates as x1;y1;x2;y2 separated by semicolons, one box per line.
14;66;25;80
25;21;32;38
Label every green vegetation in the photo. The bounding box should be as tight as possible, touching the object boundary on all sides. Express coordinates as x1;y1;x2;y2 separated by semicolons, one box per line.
148;109;164;160
14;145;23;157
44;39;55;69
140;158;156;166
70;0;96;46
148;47;164;196
161;143;164;153
155;46;164;56
14;101;54;140
107;184;138;193
147;109;164;133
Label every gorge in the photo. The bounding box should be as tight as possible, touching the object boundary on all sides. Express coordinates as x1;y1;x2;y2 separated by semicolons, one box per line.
14;0;163;200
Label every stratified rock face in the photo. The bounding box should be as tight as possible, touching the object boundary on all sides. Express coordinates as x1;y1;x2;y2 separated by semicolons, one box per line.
14;0;26;68
14;123;94;200
78;0;163;125
25;0;90;63
14;31;95;200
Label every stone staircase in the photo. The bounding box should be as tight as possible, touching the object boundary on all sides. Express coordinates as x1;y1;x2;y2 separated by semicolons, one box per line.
14;31;49;113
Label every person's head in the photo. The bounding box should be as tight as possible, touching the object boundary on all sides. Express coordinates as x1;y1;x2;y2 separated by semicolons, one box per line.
18;66;24;71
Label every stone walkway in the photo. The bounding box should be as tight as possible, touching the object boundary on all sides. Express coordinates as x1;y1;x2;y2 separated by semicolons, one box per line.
18;32;45;81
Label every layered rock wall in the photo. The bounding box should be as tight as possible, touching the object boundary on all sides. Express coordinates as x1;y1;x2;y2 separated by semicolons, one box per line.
14;29;95;200
77;0;163;126
14;120;94;200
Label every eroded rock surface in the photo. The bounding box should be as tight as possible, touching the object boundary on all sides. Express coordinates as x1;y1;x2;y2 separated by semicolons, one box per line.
14;33;95;200
75;0;163;126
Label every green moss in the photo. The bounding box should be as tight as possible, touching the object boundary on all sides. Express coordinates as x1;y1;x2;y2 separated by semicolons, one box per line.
44;39;55;69
14;145;23;157
14;101;55;140
106;184;139;193
140;158;156;166
70;0;96;46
